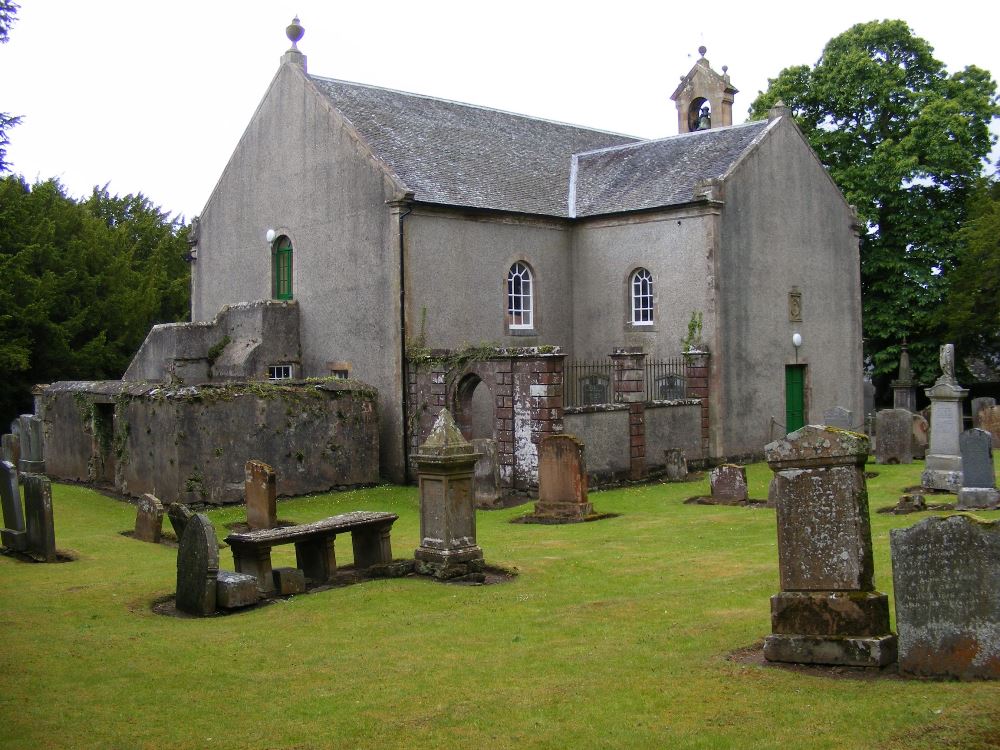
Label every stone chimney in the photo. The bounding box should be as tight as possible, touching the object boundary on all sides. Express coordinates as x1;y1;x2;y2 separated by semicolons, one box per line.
281;16;307;72
670;46;737;134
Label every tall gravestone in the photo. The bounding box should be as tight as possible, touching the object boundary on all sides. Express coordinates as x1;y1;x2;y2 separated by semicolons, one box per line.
244;460;277;530
413;409;484;579
874;409;913;464
472;438;501;509
956;429;999;510
134;493;164;543
890;342;917;413
763;425;897;667
891;515;1000;679
18;415;45;475
175;514;219;616
971;397;996;429
1;433;19;467
23;474;57;562
921;344;967;492
822;406;852;429
979;405;1000;449
862;380;875;429
0;460;27;551
534;434;592;520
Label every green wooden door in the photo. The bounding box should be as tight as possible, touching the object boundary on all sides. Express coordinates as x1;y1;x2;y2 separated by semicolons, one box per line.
273;237;293;300
785;365;806;433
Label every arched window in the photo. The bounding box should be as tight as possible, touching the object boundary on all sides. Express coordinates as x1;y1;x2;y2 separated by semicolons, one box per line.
273;236;293;300
631;268;654;325
507;262;533;329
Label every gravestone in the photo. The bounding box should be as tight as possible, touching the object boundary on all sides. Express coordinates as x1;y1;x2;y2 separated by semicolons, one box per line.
922;344;967;491
134;493;164;543
891;342;917;413
763;425;896;667
891;515;1000;679
175;514;219;616
956;429;999;510
0;459;26;551
862;380;875;427
710;464;748;504
534;434;593;520
910;413;929;460
979;406;1000;449
971;397;996;429
874;409;912;464
244;460;277;530
663;449;688;481
413;409;485;579
18;415;45;474
822;406;852;429
167;503;194;540
23;474;56;562
471;438;501;509
1;433;19;467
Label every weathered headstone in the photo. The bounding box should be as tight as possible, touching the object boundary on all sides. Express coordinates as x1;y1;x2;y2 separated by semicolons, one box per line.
133;493;164;543
215;571;259;609
874;409;912;464
910;413;929;460
413;409;485;579
166;502;194;541
244;459;277;530
763;425;896;667
979;405;1000;449
971;397;996;429
471;438;501;509
663;449;688;481
1;433;19;467
891;342;917;413
862;379;875;428
23;474;56;562
0;460;27;551
891;515;1000;679
710;464;748;504
17;415;45;475
534;434;592;519
956;429;999;510
175;513;219;616
822;406;852;429
922;344;967;491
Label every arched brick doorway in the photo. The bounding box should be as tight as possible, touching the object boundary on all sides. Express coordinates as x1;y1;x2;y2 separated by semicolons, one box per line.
454;372;495;441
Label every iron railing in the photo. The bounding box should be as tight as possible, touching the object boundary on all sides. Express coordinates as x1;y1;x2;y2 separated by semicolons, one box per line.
645;356;688;402
563;357;688;408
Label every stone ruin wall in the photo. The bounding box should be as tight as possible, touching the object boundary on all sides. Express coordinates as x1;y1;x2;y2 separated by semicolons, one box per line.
39;379;379;505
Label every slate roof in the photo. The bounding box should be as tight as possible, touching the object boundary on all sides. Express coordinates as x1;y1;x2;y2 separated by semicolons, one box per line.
309;75;773;218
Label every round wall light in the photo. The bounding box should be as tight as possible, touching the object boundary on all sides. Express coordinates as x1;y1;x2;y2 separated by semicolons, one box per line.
265;229;276;243
792;332;803;348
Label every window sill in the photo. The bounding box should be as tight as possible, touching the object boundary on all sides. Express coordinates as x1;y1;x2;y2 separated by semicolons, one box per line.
507;328;539;337
625;323;657;333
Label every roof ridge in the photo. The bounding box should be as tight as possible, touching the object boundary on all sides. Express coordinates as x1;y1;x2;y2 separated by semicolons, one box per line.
309;74;641;141
573;120;769;160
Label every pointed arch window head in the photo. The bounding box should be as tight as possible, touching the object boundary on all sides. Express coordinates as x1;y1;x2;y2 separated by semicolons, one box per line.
273;236;293;300
507;262;533;329
631;268;654;325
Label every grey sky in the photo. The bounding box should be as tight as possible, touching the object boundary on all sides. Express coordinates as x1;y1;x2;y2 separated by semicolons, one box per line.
2;1;997;220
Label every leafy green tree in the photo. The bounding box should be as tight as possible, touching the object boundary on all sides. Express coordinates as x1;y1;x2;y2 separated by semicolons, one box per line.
0;0;21;173
0;176;191;427
749;20;999;382
940;179;1000;374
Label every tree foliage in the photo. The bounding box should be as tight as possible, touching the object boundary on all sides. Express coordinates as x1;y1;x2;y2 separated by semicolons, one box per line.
0;176;191;427
0;0;21;173
749;20;999;382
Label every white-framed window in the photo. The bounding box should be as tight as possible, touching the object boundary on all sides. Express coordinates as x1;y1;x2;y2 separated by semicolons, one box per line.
631;268;654;325
267;364;293;380
507;262;533;329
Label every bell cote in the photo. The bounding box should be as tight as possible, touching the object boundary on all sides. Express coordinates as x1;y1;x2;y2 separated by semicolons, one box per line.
670;47;737;134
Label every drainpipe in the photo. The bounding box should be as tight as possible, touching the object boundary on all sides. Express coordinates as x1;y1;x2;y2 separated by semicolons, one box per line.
396;199;414;483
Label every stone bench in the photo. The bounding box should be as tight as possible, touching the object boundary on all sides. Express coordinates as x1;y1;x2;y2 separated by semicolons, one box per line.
223;511;397;594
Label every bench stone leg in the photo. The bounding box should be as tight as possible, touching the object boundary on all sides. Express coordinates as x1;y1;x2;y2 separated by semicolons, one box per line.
352;523;393;569
296;536;336;583
231;543;275;595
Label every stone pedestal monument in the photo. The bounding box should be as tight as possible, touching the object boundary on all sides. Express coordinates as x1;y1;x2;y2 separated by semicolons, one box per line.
413;409;484;579
763;425;897;667
890;342;917;413
921;344;968;492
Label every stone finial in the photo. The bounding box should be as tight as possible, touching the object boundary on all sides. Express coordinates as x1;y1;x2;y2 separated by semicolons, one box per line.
286;16;304;48
416;409;475;459
698;45;707;57
768;100;791;122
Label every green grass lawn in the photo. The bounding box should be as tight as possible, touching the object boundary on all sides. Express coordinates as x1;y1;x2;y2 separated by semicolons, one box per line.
1;459;999;749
